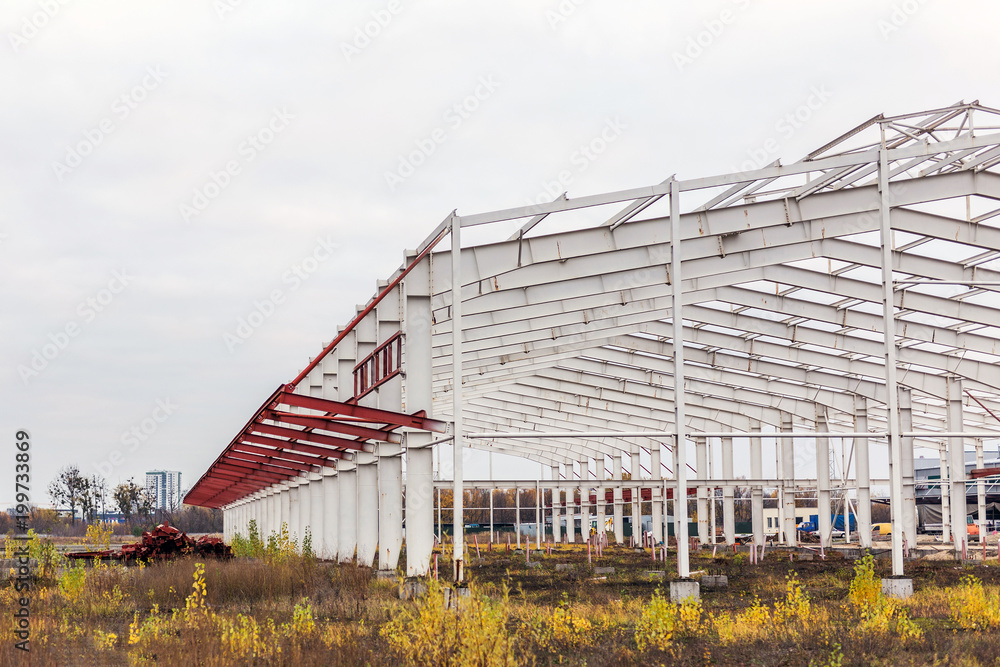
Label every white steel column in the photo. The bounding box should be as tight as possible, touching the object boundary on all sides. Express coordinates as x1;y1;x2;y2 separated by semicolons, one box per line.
404;255;435;577
378;448;403;570
722;432;735;545
977;440;986;545
854;397;872;548
751;423;764;547
613;453;624;544
299;477;311;550
940;449;951;544
323;469;339;559
580;458;590;541
596;455;606;543
551;465;562;544
816;408;832;549
515;488;521;548
631;448;641;546
947;377;967;556
451;214;465;582
696;436;709;545
535;480;541;549
309;473;323;554
289;481;302;542
877;140;906;577
280;482;291;531
357;456;379;567
781;413;797;548
899;388;917;547
651;446;663;544
338;461;358;562
670;178;691;579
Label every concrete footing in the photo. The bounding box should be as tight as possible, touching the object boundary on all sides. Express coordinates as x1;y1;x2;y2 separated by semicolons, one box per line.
701;575;728;590
670;578;700;602
881;576;913;599
399;578;428;600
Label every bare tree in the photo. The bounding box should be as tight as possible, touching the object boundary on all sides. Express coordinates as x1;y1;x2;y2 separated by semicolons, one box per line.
48;465;89;525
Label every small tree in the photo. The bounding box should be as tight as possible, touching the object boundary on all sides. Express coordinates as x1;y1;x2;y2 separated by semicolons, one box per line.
80;474;108;523
48;465;89;525
113;478;148;527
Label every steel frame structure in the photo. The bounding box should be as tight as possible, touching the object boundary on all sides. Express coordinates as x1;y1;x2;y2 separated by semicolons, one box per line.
190;102;1000;589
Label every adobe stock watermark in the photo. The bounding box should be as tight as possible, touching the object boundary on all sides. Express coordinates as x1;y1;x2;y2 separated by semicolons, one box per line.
223;235;340;352
383;76;501;191
17;270;133;385
93;398;180;478
214;0;250;20
545;0;588;30
730;86;833;174
673;0;752;72
8;0;72;53
524;117;627;208
179;107;295;222
340;0;403;62
878;0;931;40
51;66;167;182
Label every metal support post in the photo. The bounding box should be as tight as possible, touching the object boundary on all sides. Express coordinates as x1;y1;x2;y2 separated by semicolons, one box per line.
947;376;967;557
613;453;624;544
899;388;917;546
977;440;987;544
696;436;709;545
722;432;735;545
651;446;663;544
404;258;436;576
817;408;832;549
451;214;465;582
670;178;691;581
878;140;906;578
322;469;339;560
781;413;797;548
551;465;562;544
855;397;872;548
338;462;358;563
750;422;764;547
597;455;607;544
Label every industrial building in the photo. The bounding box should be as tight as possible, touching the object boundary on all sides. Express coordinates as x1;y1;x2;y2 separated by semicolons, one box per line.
186;102;1000;598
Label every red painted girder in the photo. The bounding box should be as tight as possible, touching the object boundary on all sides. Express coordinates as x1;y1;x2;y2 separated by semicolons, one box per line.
215;461;291;483
251;422;370;451
266;409;401;443
232;442;331;468
241;433;348;459
226;450;317;474
279;390;448;433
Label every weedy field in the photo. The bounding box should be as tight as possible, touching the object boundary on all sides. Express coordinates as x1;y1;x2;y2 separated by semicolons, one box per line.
5;527;1000;666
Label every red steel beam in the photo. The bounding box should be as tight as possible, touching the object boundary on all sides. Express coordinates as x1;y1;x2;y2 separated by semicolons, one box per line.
265;409;401;443
232;442;331;468
241;433;348;460
216;461;291;484
226;450;318;474
279;391;448;433
251;422;370;451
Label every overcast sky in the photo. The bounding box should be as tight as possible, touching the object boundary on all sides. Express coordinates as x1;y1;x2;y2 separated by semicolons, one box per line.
3;0;999;509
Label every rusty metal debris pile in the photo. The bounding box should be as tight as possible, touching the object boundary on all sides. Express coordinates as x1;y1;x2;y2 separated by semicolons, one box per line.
67;522;232;562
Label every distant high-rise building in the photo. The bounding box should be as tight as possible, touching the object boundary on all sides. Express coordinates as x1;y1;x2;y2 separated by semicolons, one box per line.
145;470;182;510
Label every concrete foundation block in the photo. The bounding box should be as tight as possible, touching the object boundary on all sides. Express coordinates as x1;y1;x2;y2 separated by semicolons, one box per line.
881;576;913;599
593;566;615;575
670;578;700;602
399;578;428;600
555;563;574;572
442;585;472;609
701;575;728;590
